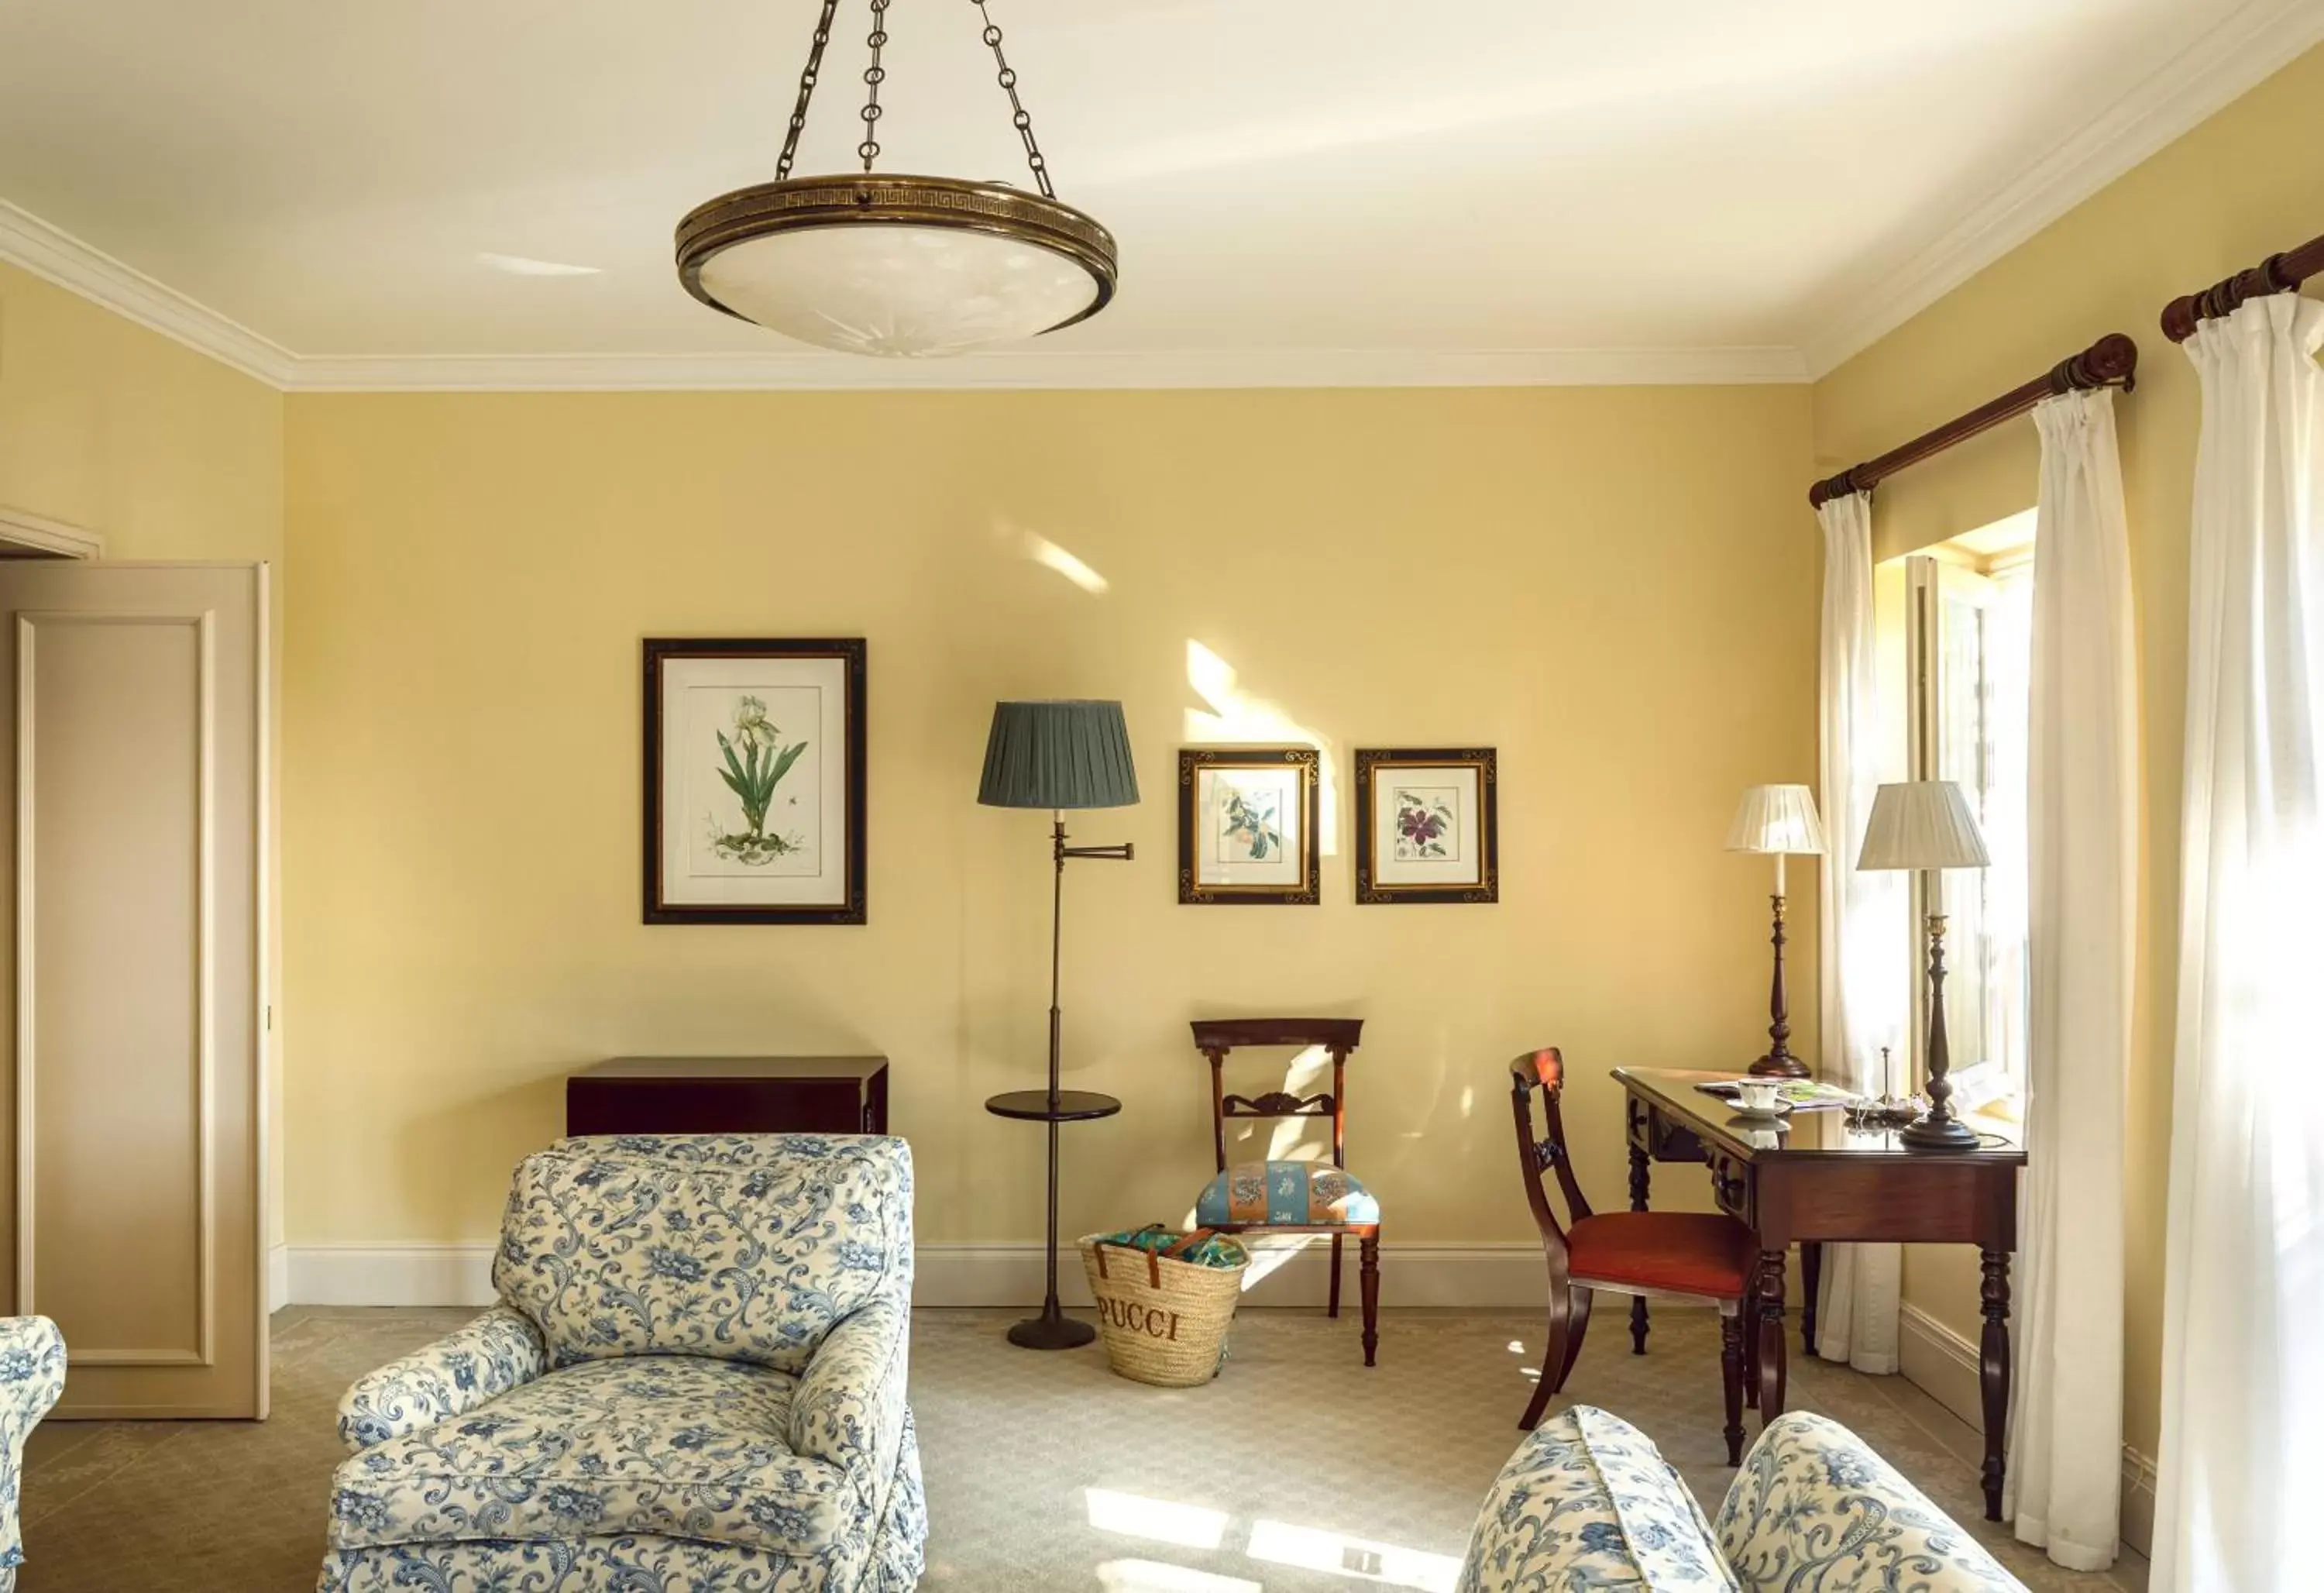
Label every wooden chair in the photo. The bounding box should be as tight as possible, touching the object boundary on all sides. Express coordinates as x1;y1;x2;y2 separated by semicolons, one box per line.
1509;1048;1765;1463
1189;1018;1380;1365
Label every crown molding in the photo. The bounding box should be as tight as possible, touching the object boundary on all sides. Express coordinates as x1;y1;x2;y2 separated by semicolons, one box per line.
283;344;1808;393
1802;0;2324;379
0;200;296;387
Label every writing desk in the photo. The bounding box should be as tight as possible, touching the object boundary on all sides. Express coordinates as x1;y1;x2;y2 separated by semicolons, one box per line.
1614;1067;2026;1521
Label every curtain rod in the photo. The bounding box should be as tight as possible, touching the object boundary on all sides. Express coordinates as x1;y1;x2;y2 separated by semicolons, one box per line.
1807;332;2139;509
2161;229;2324;342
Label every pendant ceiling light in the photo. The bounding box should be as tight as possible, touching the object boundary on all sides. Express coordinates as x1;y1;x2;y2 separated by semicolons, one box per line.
677;0;1117;359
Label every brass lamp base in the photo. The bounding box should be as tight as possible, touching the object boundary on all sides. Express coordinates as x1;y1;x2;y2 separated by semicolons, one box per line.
1749;892;1809;1078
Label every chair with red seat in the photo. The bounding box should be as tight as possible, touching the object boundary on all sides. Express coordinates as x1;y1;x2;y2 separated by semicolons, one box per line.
1508;1048;1766;1464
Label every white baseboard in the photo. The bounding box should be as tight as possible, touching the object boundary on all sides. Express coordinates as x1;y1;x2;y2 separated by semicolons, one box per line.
290;1244;499;1308
283;1239;1548;1312
1897;1303;2157;1559
268;1243;290;1313
1898;1302;1984;1428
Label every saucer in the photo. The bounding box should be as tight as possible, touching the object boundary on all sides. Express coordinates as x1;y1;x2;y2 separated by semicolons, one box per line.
1728;1099;1794;1122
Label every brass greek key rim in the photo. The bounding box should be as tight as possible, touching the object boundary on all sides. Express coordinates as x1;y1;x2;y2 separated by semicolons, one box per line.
676;174;1119;335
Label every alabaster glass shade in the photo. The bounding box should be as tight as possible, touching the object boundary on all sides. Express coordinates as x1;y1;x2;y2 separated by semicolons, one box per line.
1856;779;1991;871
696;225;1105;358
1724;783;1827;855
978;700;1140;810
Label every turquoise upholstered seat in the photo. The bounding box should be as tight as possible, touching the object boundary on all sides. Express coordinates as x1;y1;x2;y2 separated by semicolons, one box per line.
1195;1160;1380;1227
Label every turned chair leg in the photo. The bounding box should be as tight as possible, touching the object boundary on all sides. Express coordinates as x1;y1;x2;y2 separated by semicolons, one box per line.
1720;1308;1746;1465
1358;1233;1380;1367
1328;1232;1344;1319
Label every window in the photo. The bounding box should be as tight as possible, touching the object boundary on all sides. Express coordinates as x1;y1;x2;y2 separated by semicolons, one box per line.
1876;509;2033;1109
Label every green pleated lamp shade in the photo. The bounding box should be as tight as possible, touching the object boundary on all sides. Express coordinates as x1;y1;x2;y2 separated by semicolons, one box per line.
978;700;1140;810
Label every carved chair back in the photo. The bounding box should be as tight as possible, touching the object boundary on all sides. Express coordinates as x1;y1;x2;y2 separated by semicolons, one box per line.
1190;1017;1364;1174
1509;1048;1593;1260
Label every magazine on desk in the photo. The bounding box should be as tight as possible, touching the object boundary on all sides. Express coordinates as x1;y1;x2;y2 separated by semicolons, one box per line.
1693;1079;1858;1112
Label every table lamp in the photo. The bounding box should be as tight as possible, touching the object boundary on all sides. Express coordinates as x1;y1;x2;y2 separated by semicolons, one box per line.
977;700;1139;1350
1724;784;1827;1079
1855;779;1990;1150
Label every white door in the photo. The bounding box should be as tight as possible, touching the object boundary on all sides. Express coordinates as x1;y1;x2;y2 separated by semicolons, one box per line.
0;562;269;1419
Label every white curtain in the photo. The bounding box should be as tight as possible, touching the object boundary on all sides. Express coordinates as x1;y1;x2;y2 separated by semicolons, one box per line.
2006;388;2134;1569
2153;293;2324;1593
1815;490;1907;1371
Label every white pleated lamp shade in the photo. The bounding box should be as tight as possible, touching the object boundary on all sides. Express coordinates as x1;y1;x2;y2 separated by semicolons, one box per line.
1724;784;1827;855
1855;779;1990;871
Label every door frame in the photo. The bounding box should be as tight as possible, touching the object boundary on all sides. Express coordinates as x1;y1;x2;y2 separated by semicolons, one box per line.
0;507;106;562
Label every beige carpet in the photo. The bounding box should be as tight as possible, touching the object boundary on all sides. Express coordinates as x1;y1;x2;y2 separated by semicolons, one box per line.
17;1305;2147;1592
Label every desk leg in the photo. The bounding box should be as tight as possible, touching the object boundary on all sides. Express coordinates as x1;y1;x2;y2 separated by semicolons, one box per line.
1800;1242;1821;1357
1980;1247;2011;1522
1628;1141;1651;1354
1755;1249;1787;1428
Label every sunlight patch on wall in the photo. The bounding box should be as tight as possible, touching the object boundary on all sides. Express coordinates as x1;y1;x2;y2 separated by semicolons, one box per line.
997;515;1111;594
1184;640;1338;855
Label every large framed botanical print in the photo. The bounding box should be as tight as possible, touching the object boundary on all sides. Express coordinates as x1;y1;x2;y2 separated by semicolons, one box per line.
1354;747;1498;904
644;638;867;924
1177;746;1321;905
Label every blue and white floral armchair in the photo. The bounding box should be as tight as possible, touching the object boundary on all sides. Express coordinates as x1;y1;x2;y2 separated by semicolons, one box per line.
0;1316;65;1593
318;1134;923;1593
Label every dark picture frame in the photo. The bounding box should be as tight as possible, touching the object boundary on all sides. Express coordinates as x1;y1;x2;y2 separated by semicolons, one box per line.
643;638;868;924
1177;746;1322;905
1354;747;1499;904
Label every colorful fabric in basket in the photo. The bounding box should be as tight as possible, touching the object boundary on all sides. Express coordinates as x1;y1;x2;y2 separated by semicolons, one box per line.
1195;1161;1379;1227
1091;1227;1248;1268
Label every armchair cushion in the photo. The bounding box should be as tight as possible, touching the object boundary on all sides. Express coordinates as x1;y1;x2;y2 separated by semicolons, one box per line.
1717;1412;2026;1591
328;1354;847;1558
337;1306;547;1453
1457;1404;1739;1593
1194;1161;1378;1227
0;1316;65;1575
497;1134;913;1375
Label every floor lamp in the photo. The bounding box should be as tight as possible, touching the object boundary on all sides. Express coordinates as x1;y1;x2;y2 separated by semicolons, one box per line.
977;700;1139;1349
1855;779;1990;1150
1725;783;1827;1079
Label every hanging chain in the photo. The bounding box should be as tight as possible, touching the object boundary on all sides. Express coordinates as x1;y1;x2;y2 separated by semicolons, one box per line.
775;0;842;181
772;0;1061;196
858;0;890;170
973;1;1055;198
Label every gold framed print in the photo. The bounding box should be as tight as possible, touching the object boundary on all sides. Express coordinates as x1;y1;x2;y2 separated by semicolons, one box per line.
1177;747;1321;905
1354;747;1499;904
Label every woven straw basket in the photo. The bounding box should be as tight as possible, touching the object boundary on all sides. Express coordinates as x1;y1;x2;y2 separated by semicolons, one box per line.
1078;1229;1249;1387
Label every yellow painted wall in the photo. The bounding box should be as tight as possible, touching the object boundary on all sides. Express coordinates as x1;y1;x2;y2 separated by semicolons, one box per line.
1811;40;2324;1461
281;385;1817;1252
0;260;287;1248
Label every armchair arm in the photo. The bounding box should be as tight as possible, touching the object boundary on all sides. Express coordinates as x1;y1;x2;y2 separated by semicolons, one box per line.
789;1296;909;1484
1717;1412;2027;1591
0;1317;65;1432
0;1316;66;1575
335;1305;546;1453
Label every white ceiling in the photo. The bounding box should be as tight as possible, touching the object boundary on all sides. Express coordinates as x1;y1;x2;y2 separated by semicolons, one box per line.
0;0;2317;387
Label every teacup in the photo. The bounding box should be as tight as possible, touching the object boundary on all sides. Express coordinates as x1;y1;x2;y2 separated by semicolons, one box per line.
1734;1079;1785;1114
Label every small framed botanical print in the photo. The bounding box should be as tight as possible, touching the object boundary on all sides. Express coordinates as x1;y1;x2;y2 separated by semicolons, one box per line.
1177;747;1322;905
644;638;867;924
1354;748;1499;904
